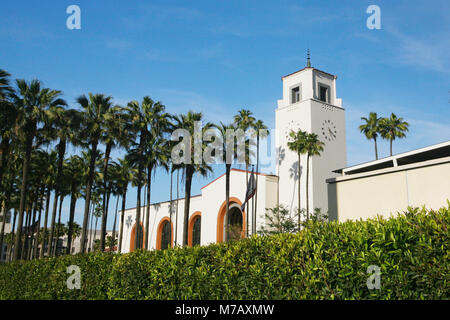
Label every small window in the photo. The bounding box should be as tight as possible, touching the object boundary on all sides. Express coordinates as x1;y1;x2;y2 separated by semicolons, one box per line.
291;86;300;104
319;85;328;102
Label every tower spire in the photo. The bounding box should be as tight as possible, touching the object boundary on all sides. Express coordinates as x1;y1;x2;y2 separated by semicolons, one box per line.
306;49;311;67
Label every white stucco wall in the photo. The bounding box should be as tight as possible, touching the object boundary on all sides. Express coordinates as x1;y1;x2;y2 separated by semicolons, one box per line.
327;157;450;221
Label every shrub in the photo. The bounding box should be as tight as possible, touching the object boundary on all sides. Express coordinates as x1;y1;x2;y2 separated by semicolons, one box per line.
0;205;448;299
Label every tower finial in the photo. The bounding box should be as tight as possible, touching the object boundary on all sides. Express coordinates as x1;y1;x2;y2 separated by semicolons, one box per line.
306;49;311;67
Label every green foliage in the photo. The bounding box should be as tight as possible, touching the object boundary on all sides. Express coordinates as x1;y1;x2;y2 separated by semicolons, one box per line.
0;205;448;300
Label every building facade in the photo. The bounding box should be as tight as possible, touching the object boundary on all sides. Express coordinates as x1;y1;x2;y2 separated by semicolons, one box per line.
119;61;348;252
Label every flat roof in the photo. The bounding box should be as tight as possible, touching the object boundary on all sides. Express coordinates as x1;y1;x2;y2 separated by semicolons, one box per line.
334;140;450;176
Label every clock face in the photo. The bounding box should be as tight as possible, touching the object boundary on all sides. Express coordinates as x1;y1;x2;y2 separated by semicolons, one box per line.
284;120;300;140
321;120;337;141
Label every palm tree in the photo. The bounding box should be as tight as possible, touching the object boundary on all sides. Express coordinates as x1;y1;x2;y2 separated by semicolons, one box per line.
0;69;15;190
99;105;127;251
76;93;114;254
287;129;308;228
142;102;171;250
172;111;214;246
12;80;66;260
359;112;381;160
379;113;410;156
124;97;152;250
304;133;324;220
252;119;268;234
46;107;81;256
233;109;255;237
217;122;238;241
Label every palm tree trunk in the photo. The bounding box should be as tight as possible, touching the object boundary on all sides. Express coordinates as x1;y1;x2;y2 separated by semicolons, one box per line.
118;187;127;253
297;153;301;229
21;208;30;260
13;134;33;261
390;139;393;156
93;216;98;251
7;210;17;262
374;137;378;160
80;140;98;254
144;166;152;250
100;143;112;251
47;191;59;257
225;164;231;241
245;164;249;238
53;195;63;256
111;195;119;252
175;170;179;246
48;140;66;256
0;177;13;261
169;167;173;248
40;188;51;258
134;135;145;251
66;190;77;255
183;165;193;246
89;201;95;251
306;154;310;221
33;189;44;259
254;136;260;235
0;201;7;262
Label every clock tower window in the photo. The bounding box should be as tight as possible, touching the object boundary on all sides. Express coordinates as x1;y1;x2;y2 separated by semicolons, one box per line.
319;84;329;103
291;86;301;104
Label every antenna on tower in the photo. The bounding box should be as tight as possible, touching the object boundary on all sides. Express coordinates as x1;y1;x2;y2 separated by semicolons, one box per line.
306;49;311;67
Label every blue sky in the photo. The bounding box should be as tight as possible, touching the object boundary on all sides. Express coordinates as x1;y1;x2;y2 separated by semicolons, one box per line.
1;0;449;229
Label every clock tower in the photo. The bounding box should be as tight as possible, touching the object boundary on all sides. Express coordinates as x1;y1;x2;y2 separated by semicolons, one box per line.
275;54;346;216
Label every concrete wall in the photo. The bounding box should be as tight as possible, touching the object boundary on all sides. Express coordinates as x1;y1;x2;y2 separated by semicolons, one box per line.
327;157;450;221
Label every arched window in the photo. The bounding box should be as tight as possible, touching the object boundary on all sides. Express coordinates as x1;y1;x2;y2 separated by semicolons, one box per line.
130;223;144;252
216;198;246;243
192;216;201;246
226;207;243;241
160;221;171;250
156;217;173;250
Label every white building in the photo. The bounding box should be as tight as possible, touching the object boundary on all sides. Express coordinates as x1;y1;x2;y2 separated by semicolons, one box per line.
119;58;449;252
119;59;348;252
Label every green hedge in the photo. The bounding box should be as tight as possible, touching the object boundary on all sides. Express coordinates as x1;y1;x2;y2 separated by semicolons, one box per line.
1;205;449;300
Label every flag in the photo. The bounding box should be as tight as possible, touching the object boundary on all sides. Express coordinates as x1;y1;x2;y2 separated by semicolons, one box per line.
241;168;256;211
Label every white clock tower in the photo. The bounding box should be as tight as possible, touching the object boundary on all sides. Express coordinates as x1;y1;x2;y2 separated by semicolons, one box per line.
275;53;346;216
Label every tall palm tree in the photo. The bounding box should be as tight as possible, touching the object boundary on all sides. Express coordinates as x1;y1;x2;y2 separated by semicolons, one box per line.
233;109;255;237
252;119;268;234
142;102;171;250
172;111;214;246
359;112;381;160
0;69;15;190
217;122;238;241
304;133;324;220
76;93;114;254
287;129;308;228
379;113;410;156
12;80;66;260
124;97;153;250
99;105;127;251
46;107;81;256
